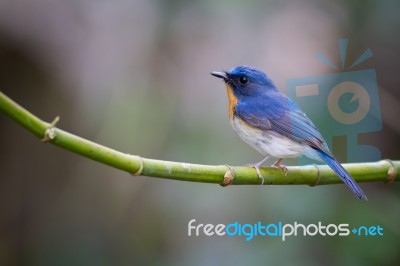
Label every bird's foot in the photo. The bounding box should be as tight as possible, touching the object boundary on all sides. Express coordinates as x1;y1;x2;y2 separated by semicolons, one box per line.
271;158;288;176
246;162;264;185
246;156;269;185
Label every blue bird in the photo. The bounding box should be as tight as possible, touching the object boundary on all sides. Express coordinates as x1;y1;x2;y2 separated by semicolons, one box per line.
211;66;367;200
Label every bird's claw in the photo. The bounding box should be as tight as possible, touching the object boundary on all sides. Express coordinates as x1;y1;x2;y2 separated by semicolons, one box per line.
271;159;288;176
246;163;265;185
273;165;288;176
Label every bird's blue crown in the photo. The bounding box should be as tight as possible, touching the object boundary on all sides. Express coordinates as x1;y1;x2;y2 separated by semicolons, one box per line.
228;66;270;84
225;66;278;98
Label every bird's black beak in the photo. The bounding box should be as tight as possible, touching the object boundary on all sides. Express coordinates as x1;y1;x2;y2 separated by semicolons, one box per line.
211;71;228;81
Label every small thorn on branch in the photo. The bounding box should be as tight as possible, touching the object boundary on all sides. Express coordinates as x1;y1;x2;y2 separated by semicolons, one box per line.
41;116;60;142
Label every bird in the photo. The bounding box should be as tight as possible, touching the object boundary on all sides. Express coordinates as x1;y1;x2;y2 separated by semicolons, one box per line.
211;66;367;200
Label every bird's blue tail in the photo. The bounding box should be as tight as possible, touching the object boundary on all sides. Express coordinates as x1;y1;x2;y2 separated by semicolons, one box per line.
318;151;368;201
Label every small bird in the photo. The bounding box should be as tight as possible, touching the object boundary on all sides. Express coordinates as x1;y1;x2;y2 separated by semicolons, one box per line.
211;66;367;200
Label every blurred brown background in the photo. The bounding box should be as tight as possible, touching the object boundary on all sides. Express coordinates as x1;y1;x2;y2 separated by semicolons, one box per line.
0;0;399;265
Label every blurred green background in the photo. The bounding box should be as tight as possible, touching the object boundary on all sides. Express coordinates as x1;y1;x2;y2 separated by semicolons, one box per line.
1;0;399;265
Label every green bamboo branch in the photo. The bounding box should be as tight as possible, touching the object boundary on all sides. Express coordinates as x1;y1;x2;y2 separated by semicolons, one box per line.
0;90;398;187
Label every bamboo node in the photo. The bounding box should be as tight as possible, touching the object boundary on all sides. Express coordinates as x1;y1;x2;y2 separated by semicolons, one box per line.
131;155;144;176
384;159;397;183
221;165;234;187
309;164;321;187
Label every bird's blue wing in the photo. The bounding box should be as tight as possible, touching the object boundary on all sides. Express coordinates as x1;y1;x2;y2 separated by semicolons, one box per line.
235;94;331;155
234;91;287;130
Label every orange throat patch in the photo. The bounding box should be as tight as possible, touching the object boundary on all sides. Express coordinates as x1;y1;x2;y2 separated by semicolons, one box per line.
225;84;237;120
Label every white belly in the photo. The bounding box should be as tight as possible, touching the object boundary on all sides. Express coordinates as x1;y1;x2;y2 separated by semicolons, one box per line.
231;117;315;159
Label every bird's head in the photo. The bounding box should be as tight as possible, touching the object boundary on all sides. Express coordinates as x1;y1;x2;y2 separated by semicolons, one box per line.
211;66;277;101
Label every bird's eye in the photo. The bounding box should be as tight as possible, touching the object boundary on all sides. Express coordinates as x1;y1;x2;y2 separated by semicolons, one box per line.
238;76;248;85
